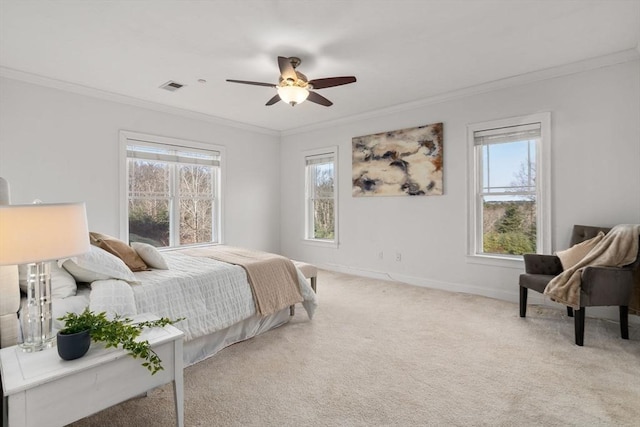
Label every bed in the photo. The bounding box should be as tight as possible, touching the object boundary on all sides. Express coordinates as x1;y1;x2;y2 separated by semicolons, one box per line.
5;243;317;367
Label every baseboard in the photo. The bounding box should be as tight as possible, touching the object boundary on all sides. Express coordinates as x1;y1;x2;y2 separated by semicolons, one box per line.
317;262;640;325
319;262;520;301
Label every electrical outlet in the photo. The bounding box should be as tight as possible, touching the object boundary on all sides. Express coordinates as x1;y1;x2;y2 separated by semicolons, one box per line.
395;252;402;262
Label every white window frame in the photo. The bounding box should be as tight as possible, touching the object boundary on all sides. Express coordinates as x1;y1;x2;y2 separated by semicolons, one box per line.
466;112;551;267
303;146;339;247
119;130;225;248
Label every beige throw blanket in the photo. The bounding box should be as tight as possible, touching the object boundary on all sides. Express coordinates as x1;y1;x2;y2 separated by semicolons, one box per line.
179;246;303;316
543;224;640;309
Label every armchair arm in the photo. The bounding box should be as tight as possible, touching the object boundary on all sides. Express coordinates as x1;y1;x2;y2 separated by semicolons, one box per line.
523;254;563;275
581;266;634;300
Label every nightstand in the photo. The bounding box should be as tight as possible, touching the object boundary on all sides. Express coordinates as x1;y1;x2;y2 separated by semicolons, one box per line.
1;313;184;427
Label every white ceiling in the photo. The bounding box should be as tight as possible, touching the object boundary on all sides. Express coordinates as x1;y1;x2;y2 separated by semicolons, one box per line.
1;1;639;133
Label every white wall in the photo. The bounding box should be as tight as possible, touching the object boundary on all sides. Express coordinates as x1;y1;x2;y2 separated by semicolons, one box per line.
1;59;639;318
280;60;640;309
0;78;282;253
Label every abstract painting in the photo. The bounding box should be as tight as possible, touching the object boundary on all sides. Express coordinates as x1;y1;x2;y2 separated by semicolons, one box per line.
352;122;443;197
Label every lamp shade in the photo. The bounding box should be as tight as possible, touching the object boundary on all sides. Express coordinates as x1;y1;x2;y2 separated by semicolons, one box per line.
0;202;90;265
277;85;309;105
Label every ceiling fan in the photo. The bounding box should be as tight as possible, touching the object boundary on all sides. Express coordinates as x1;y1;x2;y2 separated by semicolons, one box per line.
226;56;356;107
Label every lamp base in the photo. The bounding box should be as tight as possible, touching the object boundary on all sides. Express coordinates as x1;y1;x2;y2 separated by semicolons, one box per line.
19;339;54;353
19;261;54;352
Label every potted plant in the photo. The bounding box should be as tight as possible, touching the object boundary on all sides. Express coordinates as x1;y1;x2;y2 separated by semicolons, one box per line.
57;309;182;374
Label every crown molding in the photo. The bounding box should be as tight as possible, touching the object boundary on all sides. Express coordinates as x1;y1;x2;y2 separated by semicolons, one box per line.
281;48;640;136
0;67;280;137
2;48;638;139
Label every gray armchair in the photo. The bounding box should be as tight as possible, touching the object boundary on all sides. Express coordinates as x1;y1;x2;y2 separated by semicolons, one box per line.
519;225;639;346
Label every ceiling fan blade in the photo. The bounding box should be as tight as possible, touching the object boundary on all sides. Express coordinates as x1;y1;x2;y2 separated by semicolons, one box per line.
308;76;356;89
265;94;281;106
307;91;333;107
278;56;297;81
226;79;276;88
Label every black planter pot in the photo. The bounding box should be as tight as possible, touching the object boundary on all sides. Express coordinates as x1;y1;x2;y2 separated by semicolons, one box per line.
57;329;91;360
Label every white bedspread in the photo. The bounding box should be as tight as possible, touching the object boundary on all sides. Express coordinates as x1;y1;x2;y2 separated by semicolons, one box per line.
89;251;316;342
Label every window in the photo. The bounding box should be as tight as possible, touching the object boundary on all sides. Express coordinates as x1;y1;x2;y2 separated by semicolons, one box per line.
468;113;550;261
120;131;223;248
304;147;338;244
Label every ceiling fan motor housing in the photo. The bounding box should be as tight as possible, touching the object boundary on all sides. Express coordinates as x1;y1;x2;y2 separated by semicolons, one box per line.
279;72;309;88
226;55;356;107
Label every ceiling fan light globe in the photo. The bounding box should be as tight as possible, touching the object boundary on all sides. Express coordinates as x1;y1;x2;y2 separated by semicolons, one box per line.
277;85;309;106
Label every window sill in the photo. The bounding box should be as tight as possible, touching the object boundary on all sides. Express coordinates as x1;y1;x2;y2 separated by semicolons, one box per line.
466;254;524;269
302;239;339;249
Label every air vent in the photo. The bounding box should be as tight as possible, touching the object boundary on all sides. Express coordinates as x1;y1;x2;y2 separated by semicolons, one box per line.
159;81;185;92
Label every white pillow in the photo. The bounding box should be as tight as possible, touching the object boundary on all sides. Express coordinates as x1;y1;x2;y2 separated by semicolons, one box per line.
555;231;605;270
52;285;92;330
62;246;139;284
89;279;137;319
50;262;77;298
18;262;77;298
131;242;169;270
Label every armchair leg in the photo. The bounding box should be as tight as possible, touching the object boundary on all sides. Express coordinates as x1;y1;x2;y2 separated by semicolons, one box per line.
620;306;629;340
519;286;528;318
567;307;574;317
574;308;585;346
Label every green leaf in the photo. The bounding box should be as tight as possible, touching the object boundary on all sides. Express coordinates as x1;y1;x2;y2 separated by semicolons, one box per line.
57;309;181;374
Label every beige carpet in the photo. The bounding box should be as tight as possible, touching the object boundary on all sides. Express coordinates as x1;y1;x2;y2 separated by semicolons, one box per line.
70;269;640;426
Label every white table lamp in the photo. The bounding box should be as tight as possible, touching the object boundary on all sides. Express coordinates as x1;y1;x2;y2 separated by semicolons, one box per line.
0;202;90;352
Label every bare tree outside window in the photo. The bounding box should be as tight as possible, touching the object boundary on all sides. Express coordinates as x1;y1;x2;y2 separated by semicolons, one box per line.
128;160;171;246
480;139;537;255
179;165;214;245
305;151;337;242
508;160;537;246
127;144;219;248
312;164;334;239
